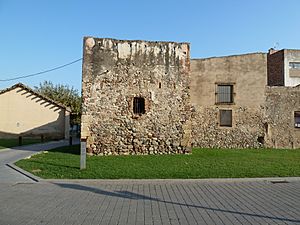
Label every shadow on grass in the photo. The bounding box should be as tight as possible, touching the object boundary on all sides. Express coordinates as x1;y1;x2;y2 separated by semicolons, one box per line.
48;145;80;155
54;182;300;224
0;139;41;149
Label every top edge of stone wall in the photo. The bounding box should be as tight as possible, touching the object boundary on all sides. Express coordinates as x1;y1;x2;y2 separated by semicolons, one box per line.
83;36;190;46
191;52;267;61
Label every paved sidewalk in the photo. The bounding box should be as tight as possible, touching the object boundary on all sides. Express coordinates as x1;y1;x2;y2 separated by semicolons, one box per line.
0;179;299;225
0;139;78;183
1;141;299;224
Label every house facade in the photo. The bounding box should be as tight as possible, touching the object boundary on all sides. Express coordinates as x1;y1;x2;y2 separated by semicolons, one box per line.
0;83;71;140
81;37;300;154
267;49;300;86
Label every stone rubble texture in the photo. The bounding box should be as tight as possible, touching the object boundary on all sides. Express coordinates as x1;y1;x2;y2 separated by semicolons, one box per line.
82;37;191;155
190;107;265;149
265;86;300;149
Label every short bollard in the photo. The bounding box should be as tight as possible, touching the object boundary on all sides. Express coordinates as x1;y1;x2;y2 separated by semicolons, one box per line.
69;136;73;146
80;137;87;170
18;136;23;146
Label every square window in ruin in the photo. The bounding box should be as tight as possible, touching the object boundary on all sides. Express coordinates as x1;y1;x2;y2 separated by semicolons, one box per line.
219;109;232;127
294;111;300;128
133;97;145;115
216;84;234;104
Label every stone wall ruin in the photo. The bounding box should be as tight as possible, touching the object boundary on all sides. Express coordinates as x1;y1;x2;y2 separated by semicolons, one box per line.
265;86;300;149
190;53;267;148
81;37;191;155
81;37;300;154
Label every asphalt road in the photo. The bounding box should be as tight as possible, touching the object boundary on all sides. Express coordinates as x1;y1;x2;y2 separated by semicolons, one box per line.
0;140;75;183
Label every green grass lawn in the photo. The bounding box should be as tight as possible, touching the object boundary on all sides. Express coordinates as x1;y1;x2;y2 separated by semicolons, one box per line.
0;139;41;150
15;145;300;179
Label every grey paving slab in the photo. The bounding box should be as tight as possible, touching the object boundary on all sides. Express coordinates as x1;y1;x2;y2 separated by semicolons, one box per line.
1;179;299;225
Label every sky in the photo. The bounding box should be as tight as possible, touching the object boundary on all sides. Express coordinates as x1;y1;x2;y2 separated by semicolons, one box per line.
0;0;300;92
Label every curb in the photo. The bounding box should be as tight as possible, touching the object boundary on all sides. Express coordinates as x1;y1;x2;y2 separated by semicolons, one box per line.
46;176;300;184
2;139;80;184
6;163;41;182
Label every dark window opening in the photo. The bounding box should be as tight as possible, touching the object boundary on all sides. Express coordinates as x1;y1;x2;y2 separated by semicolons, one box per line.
257;136;265;144
220;109;232;127
159;82;162;88
264;122;268;134
294;111;300;128
216;85;234;104
133;97;145;114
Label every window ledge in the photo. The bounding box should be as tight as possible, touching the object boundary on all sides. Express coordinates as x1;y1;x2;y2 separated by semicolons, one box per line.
132;114;144;119
215;102;235;105
219;125;233;128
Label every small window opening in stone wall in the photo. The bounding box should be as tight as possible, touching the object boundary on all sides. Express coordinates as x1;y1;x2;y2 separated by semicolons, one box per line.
264;122;268;134
294;111;300;128
159;82;162;89
133;97;145;114
216;84;234;104
219;109;232;127
257;136;265;144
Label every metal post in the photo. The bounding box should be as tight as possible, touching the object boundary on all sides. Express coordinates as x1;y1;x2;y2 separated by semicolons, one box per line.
18;136;22;146
80;137;87;170
69;136;73;146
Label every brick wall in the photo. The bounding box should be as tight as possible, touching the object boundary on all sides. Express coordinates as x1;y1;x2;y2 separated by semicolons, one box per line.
267;50;284;86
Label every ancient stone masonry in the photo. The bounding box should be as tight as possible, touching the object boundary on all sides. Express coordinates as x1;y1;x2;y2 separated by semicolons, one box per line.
82;37;191;155
82;37;300;153
265;86;300;149
190;107;265;148
190;53;267;148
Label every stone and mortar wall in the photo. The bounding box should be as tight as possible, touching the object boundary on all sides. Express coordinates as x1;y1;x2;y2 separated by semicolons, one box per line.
81;37;191;155
265;86;300;149
190;107;265;148
190;53;267;148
